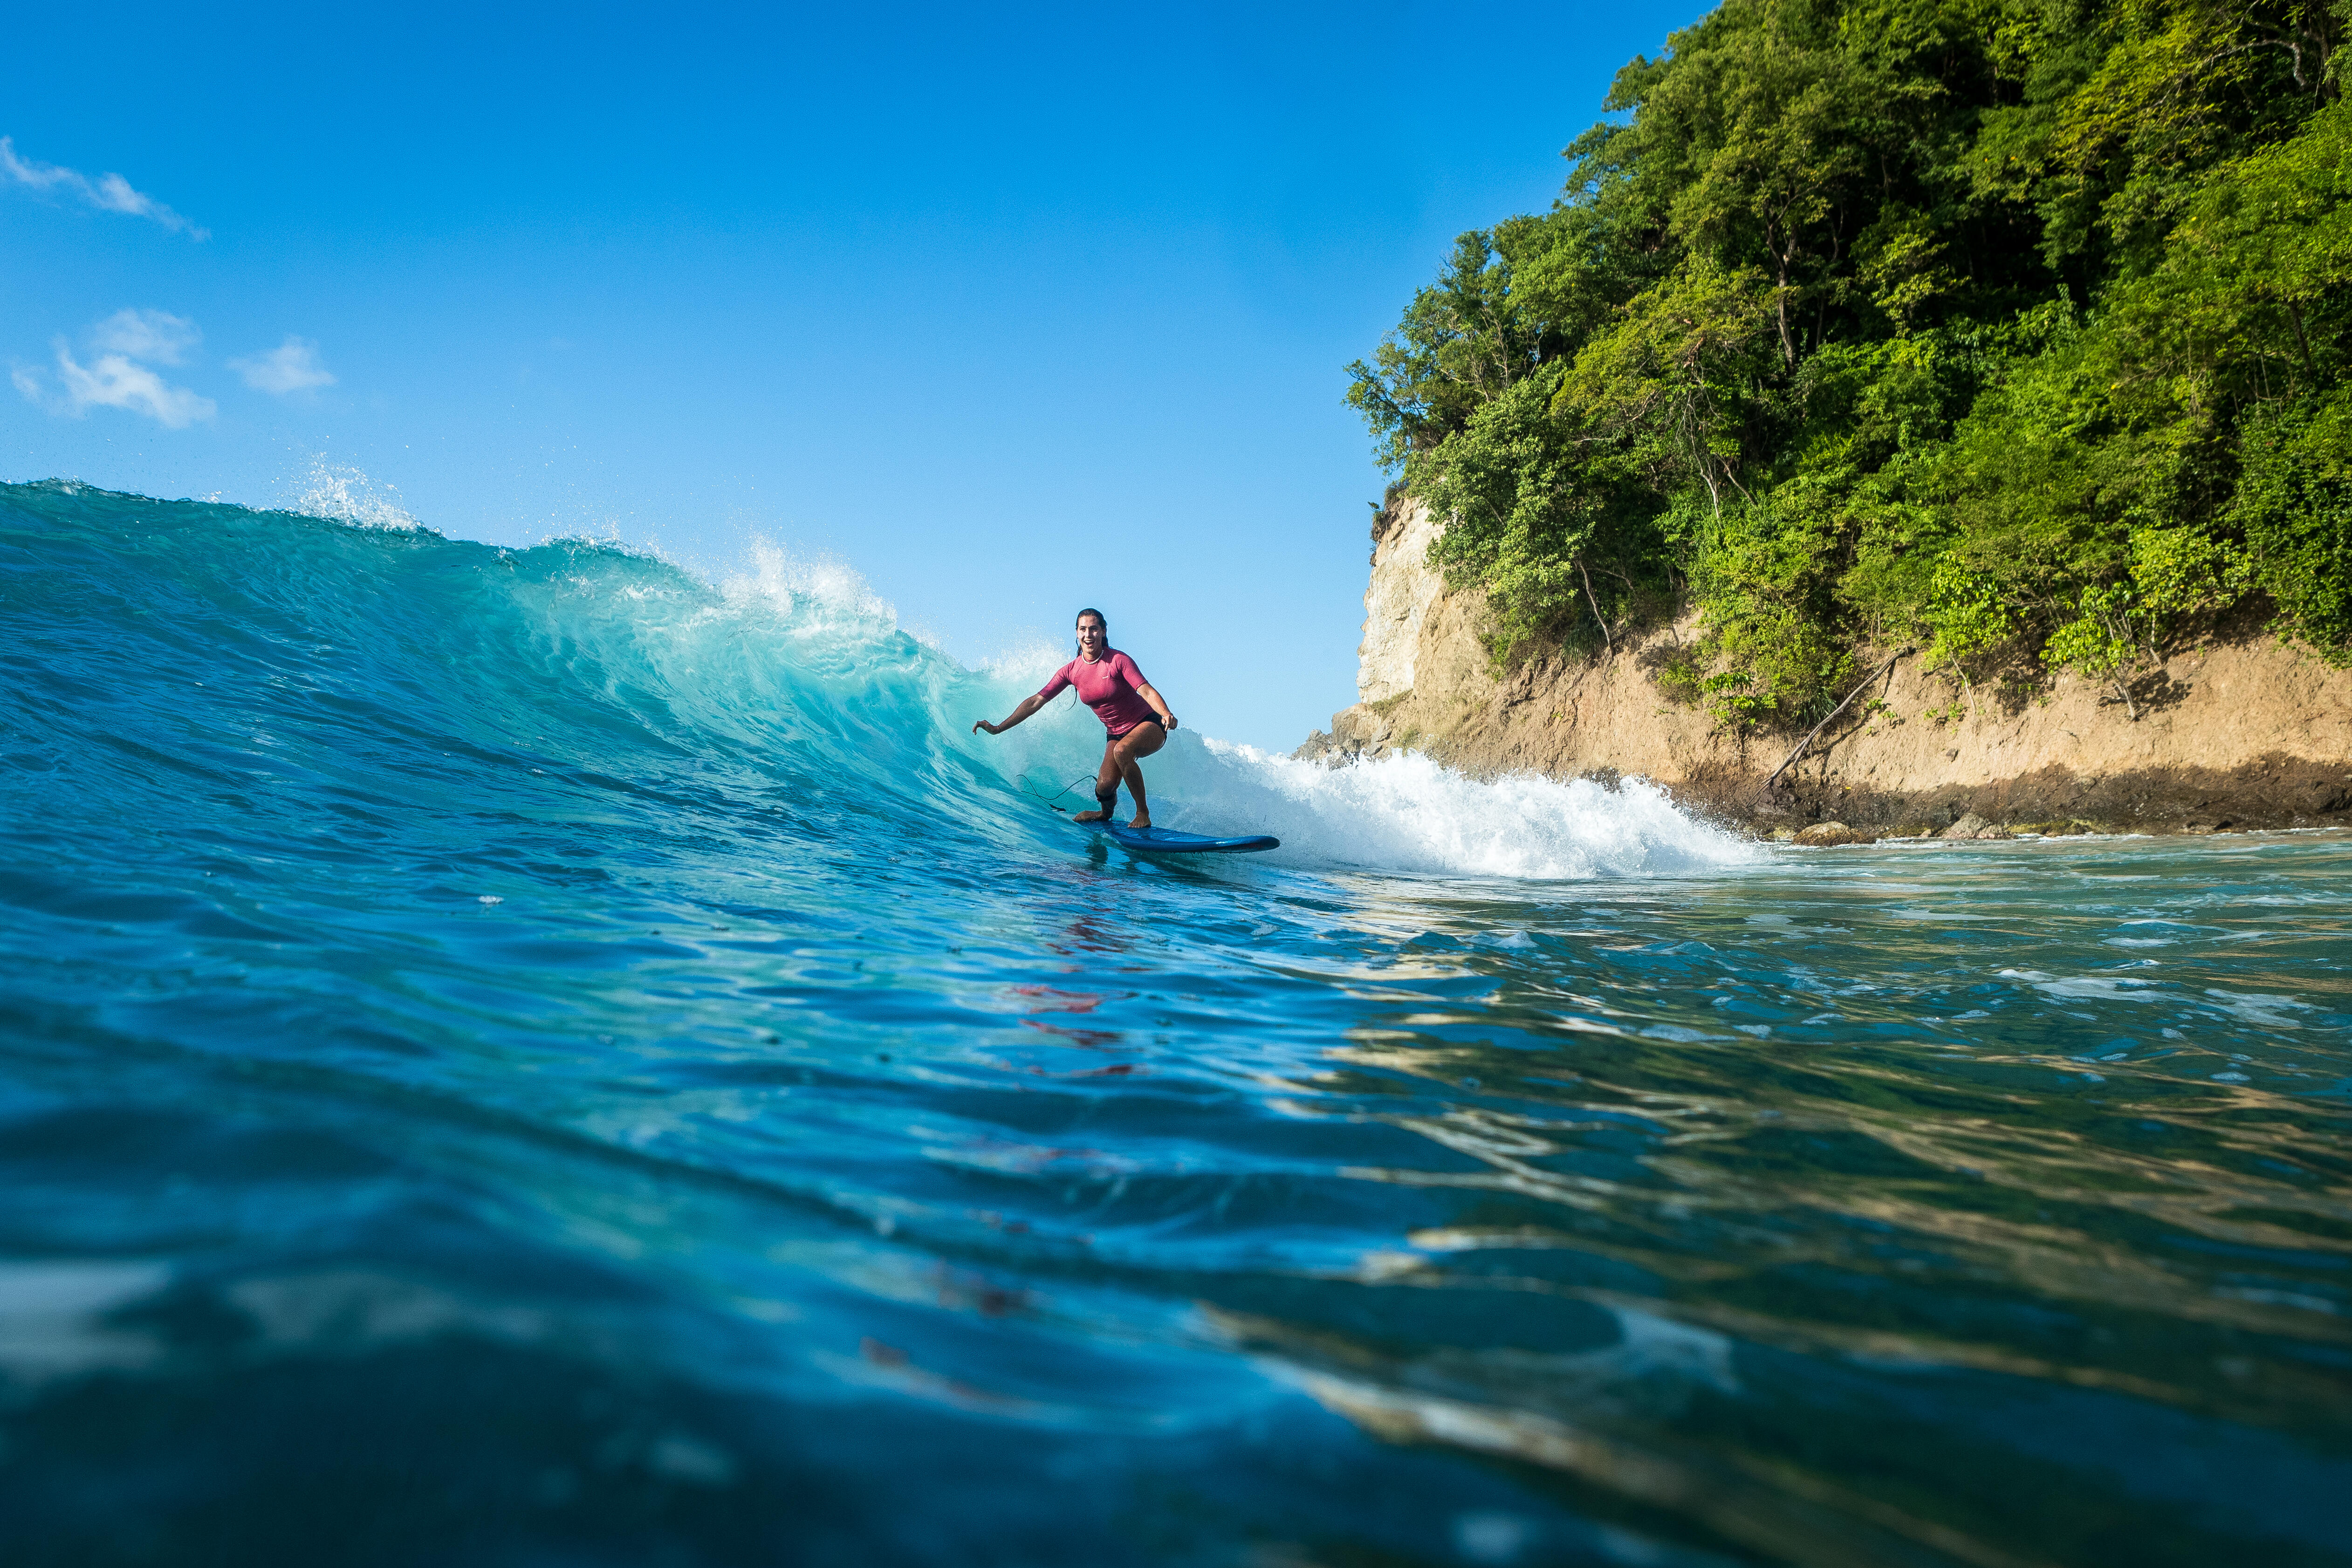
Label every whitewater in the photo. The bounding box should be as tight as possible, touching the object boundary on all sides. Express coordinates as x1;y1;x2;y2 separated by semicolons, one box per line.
3;480;2348;1568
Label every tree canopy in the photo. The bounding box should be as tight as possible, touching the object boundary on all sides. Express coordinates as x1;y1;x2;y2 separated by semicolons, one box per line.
1348;0;2352;726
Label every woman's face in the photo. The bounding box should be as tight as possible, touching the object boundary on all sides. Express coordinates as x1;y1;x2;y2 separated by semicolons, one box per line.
1076;616;1106;657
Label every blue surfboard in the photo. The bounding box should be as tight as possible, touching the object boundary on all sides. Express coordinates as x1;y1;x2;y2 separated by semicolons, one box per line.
1092;820;1279;855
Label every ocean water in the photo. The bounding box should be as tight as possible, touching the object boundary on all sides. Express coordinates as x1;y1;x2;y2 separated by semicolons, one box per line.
3;479;2348;1568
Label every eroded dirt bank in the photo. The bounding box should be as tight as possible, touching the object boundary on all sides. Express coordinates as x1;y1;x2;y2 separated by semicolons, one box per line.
1299;499;2352;837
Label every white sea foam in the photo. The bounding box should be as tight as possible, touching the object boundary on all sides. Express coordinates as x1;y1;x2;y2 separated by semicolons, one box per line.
1155;741;1758;881
976;635;1070;684
281;458;422;531
719;540;897;630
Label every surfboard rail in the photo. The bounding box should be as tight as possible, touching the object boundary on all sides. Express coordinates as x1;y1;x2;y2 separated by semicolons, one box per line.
1093;821;1278;855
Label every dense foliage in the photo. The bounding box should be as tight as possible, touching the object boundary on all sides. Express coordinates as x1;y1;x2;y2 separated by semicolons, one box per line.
1348;0;2352;726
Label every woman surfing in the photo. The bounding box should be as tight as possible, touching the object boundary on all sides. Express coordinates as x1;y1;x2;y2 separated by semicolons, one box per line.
974;608;1177;829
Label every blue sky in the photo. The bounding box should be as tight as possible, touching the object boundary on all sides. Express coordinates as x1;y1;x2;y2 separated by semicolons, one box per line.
3;0;1705;750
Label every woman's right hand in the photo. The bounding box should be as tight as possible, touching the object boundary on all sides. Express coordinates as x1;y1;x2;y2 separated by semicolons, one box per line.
972;719;999;735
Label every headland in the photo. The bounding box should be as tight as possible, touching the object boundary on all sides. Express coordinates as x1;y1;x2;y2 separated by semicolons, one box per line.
1300;496;2352;840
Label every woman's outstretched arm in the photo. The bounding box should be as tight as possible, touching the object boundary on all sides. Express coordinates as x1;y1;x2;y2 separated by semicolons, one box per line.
974;694;1047;735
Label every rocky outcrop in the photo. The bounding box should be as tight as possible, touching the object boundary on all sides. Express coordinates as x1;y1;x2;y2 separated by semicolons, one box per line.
1299;503;2352;836
1355;493;1446;705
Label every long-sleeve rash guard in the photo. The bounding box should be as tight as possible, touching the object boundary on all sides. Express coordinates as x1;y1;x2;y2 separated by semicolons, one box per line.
1037;650;1159;737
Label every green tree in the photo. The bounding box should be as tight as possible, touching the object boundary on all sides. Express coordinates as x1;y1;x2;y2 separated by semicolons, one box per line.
1346;0;2352;725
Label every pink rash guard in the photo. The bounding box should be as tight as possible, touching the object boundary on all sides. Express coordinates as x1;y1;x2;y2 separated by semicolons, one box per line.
1038;650;1159;737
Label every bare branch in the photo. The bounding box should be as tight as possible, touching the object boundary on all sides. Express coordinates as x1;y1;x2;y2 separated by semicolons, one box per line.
1765;648;1914;790
1580;559;1614;657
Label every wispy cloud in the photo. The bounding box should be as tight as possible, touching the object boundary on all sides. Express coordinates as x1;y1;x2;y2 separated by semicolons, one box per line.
92;308;200;364
13;309;218;428
229;337;336;395
0;136;208;240
53;349;216;427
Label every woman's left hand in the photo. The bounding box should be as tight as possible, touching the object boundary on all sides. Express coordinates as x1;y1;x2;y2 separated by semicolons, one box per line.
1161;714;1178;731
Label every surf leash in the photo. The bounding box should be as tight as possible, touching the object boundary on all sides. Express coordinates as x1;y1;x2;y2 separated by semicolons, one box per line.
1016;773;1097;813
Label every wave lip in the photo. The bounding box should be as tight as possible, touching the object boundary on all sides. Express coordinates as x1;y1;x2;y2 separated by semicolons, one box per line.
720;540;897;629
1169;744;1758;881
280;459;422;531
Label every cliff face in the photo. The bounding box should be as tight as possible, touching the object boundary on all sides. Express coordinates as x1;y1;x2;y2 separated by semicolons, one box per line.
1354;497;1445;705
1300;498;2352;836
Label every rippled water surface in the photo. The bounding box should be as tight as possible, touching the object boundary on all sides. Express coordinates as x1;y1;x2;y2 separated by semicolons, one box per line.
4;482;2349;1567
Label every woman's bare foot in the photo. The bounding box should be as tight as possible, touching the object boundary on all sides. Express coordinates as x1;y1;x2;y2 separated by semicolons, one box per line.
1074;808;1109;823
1129;812;1151;830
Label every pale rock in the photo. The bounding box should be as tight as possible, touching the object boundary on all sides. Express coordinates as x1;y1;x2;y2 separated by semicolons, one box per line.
1357;496;1444;705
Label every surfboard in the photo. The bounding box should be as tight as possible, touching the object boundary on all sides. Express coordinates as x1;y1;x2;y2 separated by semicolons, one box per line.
1091;820;1279;855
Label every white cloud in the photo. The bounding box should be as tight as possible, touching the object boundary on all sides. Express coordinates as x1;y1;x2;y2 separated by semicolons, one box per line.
53;345;215;428
18;308;219;428
0;135;208;240
91;308;200;364
229;337;336;395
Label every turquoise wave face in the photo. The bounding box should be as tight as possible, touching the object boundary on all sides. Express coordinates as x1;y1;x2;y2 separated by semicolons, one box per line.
3;480;2349;1568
